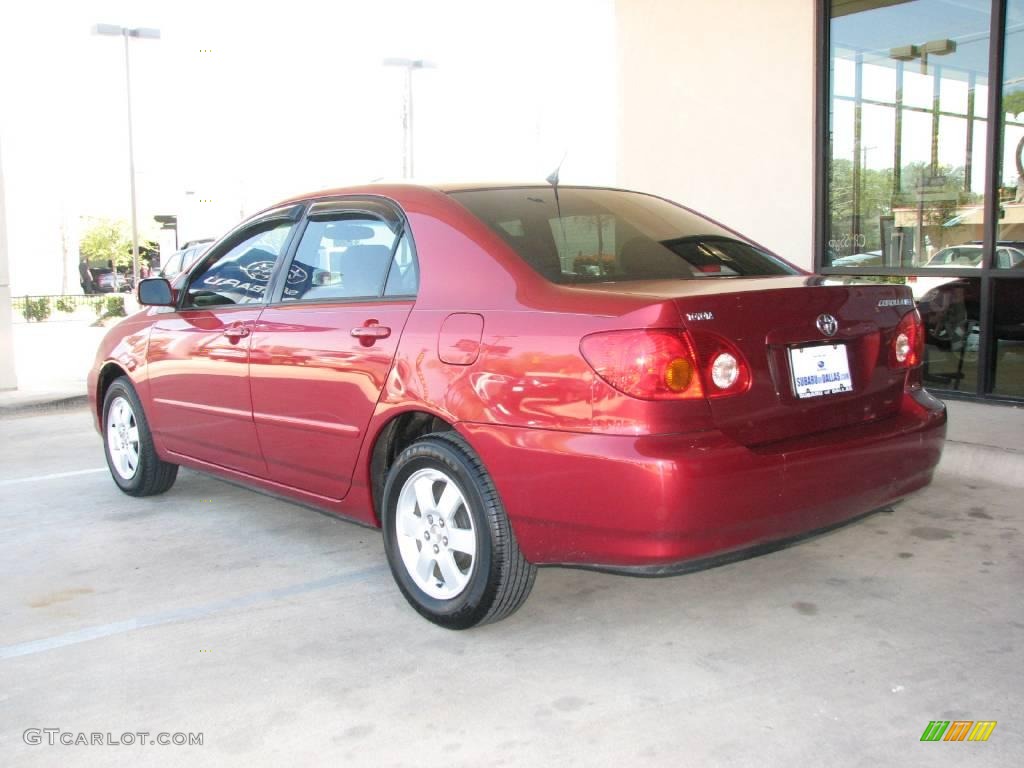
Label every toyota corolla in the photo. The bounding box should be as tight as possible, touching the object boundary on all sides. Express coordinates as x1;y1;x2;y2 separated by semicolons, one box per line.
88;183;947;628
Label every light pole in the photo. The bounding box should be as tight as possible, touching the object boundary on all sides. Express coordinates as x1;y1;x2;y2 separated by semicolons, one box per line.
94;24;160;288
382;58;435;178
0;135;18;390
890;39;956;265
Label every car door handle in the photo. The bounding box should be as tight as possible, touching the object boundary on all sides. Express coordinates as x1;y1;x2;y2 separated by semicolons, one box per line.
351;324;391;340
223;325;251;341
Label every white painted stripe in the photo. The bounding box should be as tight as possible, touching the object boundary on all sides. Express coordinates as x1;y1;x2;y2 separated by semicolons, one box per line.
0;566;387;660
0;468;107;487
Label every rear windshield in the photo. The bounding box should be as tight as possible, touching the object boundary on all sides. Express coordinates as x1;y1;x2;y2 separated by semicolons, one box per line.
449;187;797;283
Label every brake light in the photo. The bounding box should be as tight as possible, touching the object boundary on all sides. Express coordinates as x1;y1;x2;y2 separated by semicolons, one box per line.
580;330;704;400
581;329;751;400
890;309;923;368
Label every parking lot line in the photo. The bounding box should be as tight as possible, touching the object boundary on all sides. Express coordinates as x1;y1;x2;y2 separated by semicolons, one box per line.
0;468;107;487
0;565;388;661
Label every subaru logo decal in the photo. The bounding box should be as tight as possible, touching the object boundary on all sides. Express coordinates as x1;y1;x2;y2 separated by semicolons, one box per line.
241;260;276;282
816;313;838;337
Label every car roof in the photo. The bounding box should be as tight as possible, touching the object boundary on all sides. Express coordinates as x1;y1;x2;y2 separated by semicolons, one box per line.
274;181;628;205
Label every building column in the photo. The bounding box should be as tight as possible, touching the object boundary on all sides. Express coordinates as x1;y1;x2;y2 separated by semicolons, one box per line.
0;136;19;391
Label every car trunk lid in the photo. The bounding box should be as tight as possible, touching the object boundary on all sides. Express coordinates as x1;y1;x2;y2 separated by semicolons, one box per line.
576;276;915;446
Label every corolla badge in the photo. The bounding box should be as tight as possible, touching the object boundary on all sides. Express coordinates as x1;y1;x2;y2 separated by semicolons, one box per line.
816;313;839;337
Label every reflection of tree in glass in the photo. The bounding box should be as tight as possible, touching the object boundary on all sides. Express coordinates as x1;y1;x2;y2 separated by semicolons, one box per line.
829;158;893;253
830;159;982;256
892;163;980;229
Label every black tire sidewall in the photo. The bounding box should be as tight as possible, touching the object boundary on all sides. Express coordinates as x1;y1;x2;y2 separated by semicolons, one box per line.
102;379;150;494
382;440;498;627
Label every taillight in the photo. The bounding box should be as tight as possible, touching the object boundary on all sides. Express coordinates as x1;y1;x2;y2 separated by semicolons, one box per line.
581;329;751;400
580;329;704;400
890;309;923;368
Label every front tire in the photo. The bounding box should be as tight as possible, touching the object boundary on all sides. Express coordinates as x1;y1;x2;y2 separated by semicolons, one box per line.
381;432;536;629
102;377;178;497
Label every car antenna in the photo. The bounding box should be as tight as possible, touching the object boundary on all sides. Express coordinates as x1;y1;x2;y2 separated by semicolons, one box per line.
547;152;568;257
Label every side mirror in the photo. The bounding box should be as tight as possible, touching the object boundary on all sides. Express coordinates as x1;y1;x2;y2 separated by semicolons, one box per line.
138;278;176;307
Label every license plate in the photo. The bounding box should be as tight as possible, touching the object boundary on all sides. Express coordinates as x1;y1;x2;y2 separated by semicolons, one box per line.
789;343;853;399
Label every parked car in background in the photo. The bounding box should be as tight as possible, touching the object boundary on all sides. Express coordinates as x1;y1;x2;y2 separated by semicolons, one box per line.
88;183;946;628
92;268;133;293
158;243;210;280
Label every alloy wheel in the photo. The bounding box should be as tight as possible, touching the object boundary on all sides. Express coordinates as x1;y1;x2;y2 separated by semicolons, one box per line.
106;395;140;480
394;467;477;600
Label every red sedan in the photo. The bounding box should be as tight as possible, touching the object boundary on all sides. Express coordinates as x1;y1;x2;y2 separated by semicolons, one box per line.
88;184;946;628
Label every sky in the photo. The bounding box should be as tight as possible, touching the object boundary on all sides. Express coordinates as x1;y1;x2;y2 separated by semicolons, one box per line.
0;0;617;291
829;0;1024;188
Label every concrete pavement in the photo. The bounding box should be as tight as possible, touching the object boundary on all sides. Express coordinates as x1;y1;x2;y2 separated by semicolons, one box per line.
938;398;1024;488
0;409;1020;767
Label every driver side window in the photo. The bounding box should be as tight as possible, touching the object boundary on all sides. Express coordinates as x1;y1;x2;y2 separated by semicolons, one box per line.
185;222;294;308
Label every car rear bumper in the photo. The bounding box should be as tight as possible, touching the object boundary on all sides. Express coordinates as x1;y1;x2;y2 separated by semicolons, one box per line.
457;387;946;569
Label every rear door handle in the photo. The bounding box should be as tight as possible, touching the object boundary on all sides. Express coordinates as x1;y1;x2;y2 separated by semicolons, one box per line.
223;325;251;341
351;323;391;340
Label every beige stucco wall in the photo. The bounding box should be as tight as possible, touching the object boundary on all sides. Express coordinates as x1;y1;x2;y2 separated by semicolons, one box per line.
616;0;817;269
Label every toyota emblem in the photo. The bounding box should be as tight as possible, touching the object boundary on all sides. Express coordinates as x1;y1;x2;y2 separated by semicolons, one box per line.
816;313;839;337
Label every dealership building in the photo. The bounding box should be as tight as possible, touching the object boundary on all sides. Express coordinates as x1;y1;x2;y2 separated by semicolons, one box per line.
619;0;1023;404
2;0;1022;404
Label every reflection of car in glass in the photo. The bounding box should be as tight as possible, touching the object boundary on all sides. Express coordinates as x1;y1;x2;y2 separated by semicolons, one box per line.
909;242;1024;301
831;250;883;267
89;184;946;628
916;253;1024;362
925;244;985;267
923;242;1024;268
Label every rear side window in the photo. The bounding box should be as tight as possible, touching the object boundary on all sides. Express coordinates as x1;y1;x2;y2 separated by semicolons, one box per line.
384;234;418;296
449;187;796;283
160;252;183;277
283;217;405;302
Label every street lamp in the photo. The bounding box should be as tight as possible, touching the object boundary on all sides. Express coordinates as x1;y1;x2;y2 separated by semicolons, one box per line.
889;39;957;265
889;38;956;75
382;58;435;178
93;24;161;288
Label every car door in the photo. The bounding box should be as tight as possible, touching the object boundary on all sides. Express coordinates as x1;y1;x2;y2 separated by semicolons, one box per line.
248;199;418;499
146;209;301;475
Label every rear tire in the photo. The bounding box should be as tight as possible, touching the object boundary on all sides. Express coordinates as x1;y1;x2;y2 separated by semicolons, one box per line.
102;377;178;497
381;432;536;629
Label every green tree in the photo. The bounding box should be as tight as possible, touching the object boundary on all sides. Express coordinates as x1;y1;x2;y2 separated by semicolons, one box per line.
80;218;131;268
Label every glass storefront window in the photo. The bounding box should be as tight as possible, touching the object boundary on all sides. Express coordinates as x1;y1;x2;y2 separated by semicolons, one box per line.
827;1;991;270
915;275;982;392
993;279;1024;396
998;0;1024;265
826;0;1024;402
